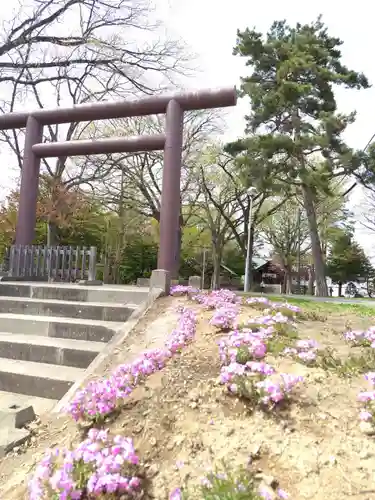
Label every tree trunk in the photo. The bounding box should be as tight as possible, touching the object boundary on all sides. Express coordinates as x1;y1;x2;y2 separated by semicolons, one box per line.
281;273;287;294
247;226;255;290
301;184;328;296
103;248;111;284
211;242;222;290
308;265;315;295
338;281;343;297
114;241;122;284
47;221;58;246
285;269;292;294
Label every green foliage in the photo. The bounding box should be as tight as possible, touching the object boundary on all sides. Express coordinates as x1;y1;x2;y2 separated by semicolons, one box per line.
0;186;109;251
56;203;107;250
227;17;370;296
223;244;245;275
182;466;264;500
179;224;210;278
326;230;372;283
118;237;158;284
317;347;375;377
228;16;369;191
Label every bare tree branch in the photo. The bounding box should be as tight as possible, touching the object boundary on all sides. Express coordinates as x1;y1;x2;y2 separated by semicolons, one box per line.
91;110;222;223
357;189;375;234
0;0;189;94
0;0;192;243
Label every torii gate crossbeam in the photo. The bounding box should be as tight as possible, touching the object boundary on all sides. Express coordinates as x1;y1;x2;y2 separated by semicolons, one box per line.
0;87;237;277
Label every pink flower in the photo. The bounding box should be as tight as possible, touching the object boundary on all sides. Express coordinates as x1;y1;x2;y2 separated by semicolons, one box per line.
358;391;375;403
169;487;182;499
277;488;289;499
359;410;372;421
365;372;375;385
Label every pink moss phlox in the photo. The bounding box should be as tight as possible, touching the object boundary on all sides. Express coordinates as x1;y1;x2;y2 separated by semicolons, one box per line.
344;327;375;347
41;288;305;499
170;285;200;297
358;371;375;427
29;429;141;499
282;338;319;364
66;307;197;422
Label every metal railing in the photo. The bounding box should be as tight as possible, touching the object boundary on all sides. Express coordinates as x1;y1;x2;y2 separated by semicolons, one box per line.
2;245;97;282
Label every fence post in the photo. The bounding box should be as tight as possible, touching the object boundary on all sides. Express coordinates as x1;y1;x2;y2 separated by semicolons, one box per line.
4;245;97;282
9;246;15;276
2;247;10;274
88;246;97;281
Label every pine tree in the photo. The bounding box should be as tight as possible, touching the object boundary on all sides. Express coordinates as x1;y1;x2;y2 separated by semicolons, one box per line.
326;230;372;295
227;17;370;296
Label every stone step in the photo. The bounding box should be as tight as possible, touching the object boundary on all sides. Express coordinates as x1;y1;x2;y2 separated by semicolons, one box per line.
0;391;57;416
0;358;84;399
0;333;102;368
0;282;149;304
0;296;137;321
0;313;121;342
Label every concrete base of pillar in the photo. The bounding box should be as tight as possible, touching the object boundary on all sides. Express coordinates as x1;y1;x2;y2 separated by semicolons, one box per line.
150;269;171;296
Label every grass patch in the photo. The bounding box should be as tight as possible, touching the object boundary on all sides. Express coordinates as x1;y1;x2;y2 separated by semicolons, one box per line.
241;293;375;318
181;465;278;500
293;301;375;318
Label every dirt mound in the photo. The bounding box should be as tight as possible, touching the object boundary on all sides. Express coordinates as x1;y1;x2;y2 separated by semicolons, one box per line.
0;294;374;499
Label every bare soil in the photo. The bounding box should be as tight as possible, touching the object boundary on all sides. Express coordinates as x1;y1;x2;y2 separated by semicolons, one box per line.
1;298;375;499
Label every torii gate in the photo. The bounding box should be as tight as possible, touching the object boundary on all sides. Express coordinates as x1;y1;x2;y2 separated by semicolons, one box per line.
0;88;237;277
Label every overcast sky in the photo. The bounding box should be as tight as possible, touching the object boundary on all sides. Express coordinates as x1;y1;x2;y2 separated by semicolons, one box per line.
1;0;374;256
155;0;375;258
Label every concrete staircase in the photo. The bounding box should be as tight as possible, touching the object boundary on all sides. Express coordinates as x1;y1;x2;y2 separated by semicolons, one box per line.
0;282;149;416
